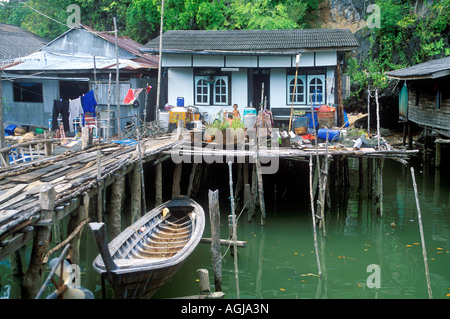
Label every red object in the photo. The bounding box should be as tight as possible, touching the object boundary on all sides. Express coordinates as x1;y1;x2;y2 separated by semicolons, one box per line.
123;89;134;104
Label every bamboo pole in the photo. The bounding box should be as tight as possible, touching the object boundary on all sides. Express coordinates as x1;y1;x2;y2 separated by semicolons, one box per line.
410;167;433;299
228;162;240;299
288;54;301;132
309;157;322;278
375;89;381;150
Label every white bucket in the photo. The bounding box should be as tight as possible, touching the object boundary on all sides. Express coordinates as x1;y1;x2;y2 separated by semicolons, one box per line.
159;111;169;129
243;113;256;129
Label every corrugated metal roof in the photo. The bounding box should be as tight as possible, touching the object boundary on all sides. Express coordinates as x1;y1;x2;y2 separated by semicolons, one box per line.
386;56;450;80
2;50;155;71
0;23;48;62
142;29;359;53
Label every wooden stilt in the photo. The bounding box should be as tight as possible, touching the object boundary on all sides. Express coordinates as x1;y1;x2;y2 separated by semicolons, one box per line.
234;163;243;212
244;184;253;221
22;184;55;299
208;189;222;292
130;164;142;223
255;155;266;226
96;150;104;223
359;157;364;189
155;159;162;206
309;157;322;278
110;173;125;239
67;192;89;266
187;163;198;198
172;163;182;198
227;162;240;299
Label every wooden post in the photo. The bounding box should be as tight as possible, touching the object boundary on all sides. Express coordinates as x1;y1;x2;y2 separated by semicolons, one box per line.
410;167;433;299
172;163;182;198
408;122;413;150
22;184;55;299
130;163;142;223
244;184;253;218
359;157;364;189
336;52;344;127
435;141;441;168
255;155;266;226
227;162;240;299
187;163;198;198
309;157;322;278
197;269;211;295
234;163;243;212
67;192;89;266
155;158;163;206
96;150;103;222
110;173;125;239
208;189;222;292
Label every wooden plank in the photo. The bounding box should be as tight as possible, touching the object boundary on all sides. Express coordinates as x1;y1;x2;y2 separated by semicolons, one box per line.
0;193;28;211
0;184;28;205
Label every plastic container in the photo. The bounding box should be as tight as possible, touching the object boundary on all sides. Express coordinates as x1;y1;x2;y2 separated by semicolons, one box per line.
243;107;257;117
318;128;340;141
243;113;256;129
177;97;185;107
159;112;170;129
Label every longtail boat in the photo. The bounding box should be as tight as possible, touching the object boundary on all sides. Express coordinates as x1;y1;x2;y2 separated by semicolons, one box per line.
89;196;205;299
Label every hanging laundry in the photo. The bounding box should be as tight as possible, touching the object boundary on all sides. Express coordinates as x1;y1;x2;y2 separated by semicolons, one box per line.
81;90;97;126
68;97;83;132
52;99;70;132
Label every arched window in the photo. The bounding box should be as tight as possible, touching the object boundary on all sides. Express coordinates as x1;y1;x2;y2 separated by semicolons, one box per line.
308;75;325;104
195;77;210;105
214;77;228;105
287;75;305;104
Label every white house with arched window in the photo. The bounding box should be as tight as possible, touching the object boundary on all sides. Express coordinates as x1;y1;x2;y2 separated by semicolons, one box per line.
141;29;358;124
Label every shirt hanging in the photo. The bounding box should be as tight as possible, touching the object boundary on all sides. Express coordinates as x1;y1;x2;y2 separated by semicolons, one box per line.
68;97;83;132
81;90;97;125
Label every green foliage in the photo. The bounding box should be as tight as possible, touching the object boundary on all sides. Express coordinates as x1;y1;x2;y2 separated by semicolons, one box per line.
0;0;320;44
347;0;450;96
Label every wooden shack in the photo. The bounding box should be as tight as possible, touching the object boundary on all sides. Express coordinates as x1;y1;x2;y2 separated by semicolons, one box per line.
386;56;450;167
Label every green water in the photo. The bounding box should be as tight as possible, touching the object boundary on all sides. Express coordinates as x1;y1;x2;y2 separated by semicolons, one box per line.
153;160;450;299
0;159;449;299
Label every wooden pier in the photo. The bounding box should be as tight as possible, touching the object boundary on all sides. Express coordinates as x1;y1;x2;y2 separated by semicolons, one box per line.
0;127;419;298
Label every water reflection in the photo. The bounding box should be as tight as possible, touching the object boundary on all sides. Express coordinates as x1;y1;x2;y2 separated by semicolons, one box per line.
0;160;448;299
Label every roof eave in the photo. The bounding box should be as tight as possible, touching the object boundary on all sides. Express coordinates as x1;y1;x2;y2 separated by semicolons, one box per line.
386;69;450;80
140;46;358;56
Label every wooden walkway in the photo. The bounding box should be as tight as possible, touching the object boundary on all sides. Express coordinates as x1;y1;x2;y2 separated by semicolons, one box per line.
0;135;180;261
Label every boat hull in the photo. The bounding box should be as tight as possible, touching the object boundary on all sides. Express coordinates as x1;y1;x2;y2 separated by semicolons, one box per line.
91;196;205;299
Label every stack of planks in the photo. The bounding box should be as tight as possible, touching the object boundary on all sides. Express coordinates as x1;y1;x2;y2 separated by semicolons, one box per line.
0;135;181;254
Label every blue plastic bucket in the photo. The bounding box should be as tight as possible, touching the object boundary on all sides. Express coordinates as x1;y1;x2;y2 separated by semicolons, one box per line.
318;128;340;141
177;97;185;107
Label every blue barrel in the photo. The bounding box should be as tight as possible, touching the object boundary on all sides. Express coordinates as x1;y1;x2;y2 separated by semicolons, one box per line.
318;128;340;141
243;107;257;116
177;97;184;107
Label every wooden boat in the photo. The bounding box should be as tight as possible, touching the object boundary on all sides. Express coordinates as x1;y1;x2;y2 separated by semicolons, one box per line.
89;196;205;299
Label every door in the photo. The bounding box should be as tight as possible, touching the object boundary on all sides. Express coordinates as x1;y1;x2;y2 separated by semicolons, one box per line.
250;69;270;110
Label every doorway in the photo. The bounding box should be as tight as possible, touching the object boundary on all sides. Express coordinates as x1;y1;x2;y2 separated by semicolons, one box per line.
250;69;270;110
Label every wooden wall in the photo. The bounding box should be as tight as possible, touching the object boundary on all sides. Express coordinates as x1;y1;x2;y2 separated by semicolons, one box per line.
407;76;450;130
